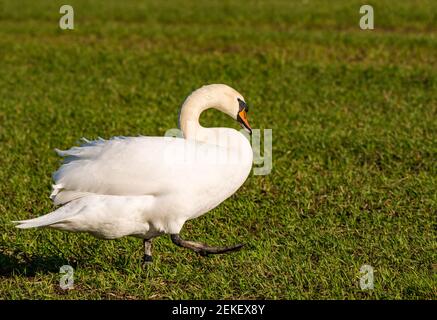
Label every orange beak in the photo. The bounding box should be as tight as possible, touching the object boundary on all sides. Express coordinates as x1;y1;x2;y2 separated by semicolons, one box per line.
237;109;252;135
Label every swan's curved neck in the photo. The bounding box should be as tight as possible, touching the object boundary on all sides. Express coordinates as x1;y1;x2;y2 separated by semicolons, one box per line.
178;89;226;142
178;100;205;140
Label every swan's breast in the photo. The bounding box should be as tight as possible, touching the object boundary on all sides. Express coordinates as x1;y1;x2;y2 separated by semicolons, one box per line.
172;129;253;219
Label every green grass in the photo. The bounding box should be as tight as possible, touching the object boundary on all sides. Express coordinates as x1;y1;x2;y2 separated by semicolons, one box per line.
0;0;436;299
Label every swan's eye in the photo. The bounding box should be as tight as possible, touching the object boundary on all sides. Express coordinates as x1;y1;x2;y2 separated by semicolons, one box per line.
237;98;249;113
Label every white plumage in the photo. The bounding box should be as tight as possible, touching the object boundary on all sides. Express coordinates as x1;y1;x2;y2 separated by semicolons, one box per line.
14;84;253;244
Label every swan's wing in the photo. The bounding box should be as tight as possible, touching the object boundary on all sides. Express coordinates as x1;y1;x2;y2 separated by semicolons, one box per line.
51;136;250;205
52;136;186;201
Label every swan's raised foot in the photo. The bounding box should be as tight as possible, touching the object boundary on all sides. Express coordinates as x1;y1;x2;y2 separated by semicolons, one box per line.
170;234;245;256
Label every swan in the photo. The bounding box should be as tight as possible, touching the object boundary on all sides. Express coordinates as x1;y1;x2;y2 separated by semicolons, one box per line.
14;84;253;262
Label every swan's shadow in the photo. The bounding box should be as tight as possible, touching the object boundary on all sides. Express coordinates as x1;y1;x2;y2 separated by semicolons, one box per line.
0;250;70;277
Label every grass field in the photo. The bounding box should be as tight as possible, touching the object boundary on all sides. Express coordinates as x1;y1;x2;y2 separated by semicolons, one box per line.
0;0;436;299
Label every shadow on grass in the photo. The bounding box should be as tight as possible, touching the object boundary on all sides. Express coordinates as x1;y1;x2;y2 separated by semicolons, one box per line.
0;250;70;277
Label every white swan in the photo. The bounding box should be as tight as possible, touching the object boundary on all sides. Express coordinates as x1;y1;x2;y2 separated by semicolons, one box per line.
15;84;253;261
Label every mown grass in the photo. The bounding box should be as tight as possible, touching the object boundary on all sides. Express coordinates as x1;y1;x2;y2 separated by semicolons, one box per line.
0;0;436;299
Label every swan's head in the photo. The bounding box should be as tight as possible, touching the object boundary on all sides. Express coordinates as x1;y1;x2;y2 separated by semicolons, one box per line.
180;84;252;135
208;84;252;135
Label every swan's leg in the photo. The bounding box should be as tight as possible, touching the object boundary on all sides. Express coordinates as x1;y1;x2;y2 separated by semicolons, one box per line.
143;239;153;264
170;234;244;256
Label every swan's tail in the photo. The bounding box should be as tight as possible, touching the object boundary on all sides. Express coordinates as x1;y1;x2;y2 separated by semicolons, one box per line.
13;199;86;229
13;195;155;239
